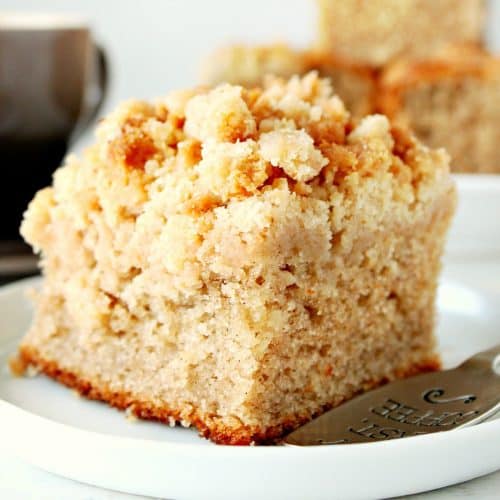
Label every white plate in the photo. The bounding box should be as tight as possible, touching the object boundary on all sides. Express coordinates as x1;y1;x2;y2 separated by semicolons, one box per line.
1;175;500;500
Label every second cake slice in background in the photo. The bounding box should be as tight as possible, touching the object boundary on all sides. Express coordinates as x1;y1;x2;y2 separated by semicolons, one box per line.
378;45;500;173
316;0;486;66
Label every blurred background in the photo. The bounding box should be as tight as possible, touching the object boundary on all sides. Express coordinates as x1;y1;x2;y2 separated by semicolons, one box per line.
1;0;318;121
2;0;499;119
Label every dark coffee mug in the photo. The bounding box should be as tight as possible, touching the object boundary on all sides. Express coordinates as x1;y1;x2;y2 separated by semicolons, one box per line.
0;14;107;277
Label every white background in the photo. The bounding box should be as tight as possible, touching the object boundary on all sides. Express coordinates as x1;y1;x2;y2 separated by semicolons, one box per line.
0;0;499;114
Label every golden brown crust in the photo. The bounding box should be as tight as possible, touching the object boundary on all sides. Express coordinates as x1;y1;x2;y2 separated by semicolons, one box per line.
377;44;500;117
17;345;440;445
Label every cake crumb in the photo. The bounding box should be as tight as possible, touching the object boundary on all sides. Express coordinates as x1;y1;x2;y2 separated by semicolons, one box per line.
259;129;328;182
185;85;256;142
125;405;138;422
25;364;40;378
8;354;29;377
348;114;394;150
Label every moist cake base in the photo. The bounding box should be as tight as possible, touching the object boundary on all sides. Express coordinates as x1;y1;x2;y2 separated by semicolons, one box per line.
16;182;454;445
17;345;439;445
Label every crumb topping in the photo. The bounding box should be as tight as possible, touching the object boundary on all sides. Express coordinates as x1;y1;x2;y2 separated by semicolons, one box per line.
348;115;394;150
75;71;443;217
259;129;328;182
196;139;268;201
185;85;256;143
22;72;452;297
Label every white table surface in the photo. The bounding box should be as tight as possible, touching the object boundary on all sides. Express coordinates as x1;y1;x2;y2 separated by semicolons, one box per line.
0;452;499;500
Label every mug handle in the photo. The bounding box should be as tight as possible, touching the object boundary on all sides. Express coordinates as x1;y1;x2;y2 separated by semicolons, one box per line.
70;44;108;144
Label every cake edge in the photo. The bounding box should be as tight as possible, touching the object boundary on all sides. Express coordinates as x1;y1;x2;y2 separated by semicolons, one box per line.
15;344;441;445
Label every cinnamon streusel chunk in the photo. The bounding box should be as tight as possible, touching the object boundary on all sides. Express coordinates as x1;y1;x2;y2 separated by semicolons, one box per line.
17;73;456;444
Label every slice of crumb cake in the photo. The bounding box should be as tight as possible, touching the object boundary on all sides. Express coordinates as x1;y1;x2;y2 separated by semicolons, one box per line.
378;45;500;173
316;0;486;66
16;73;456;444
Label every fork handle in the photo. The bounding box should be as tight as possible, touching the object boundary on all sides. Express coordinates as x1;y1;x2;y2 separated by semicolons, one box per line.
461;344;500;373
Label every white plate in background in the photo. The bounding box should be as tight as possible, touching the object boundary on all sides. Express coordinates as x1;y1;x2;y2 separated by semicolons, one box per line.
447;175;500;256
0;175;499;500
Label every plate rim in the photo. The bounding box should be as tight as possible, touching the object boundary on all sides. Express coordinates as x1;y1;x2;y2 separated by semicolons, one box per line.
453;173;500;191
